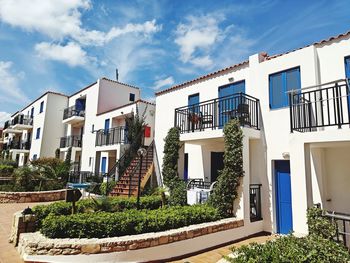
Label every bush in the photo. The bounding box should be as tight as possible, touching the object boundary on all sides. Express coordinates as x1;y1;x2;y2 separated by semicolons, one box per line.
168;179;187;206
33;195;165;228
307;206;337;239
40;205;220;238
100;181;117;196
209;119;244;217
0;165;14;177
0;159;18;168
227;234;350;263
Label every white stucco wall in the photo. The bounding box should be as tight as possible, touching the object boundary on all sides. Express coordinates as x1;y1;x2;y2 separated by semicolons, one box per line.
155;35;350;235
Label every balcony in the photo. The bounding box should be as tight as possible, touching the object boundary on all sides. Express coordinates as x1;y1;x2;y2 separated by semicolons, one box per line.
8;140;30;152
95;126;128;146
3;120;22;135
12;114;33;130
60;135;82;148
174;93;260;134
289;79;350;132
62;105;85;125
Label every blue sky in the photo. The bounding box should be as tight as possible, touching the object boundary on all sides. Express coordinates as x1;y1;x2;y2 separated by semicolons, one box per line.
0;0;349;124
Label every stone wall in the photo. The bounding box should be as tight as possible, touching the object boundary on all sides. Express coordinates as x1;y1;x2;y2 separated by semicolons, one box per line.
0;189;66;203
18;218;244;257
9;211;36;246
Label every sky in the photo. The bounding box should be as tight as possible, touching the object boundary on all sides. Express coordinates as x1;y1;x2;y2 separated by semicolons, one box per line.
0;0;350;124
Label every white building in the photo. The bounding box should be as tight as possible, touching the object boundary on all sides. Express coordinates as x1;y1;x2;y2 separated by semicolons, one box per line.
60;77;155;178
2;92;68;166
154;30;350;236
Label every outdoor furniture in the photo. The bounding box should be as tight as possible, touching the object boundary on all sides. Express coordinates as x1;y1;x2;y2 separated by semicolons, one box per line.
199;112;213;130
231;103;251;126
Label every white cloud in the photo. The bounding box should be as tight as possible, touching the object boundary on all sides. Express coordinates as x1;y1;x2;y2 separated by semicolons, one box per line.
0;0;161;46
152;76;175;90
0;61;29;104
35;42;90;67
175;14;222;67
174;13;255;71
0;111;11;126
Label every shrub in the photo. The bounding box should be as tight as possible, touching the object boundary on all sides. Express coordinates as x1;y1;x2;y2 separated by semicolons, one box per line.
162;127;187;205
32;195;165;228
307;206;337;239
13;166;40;191
209;119;244;217
40;205;220;238
227;234;350;263
0;159;18;168
0;165;14;177
100;181;117;196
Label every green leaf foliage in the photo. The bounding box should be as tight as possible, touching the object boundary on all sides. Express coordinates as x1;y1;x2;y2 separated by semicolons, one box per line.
99;181;117;196
227;234;350;263
40;205;220;238
32;195;165;228
0;165;14;177
307;206;337;239
209;119;244;217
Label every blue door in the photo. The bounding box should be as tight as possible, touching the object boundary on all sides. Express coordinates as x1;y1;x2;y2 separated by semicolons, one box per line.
184;153;188;181
345;56;350;112
101;157;107;174
275;160;293;234
218;81;245;127
188;94;200;131
75;98;86;112
188;93;199;111
104;119;110;133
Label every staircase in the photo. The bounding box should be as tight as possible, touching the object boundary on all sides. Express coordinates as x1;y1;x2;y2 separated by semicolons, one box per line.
110;141;154;197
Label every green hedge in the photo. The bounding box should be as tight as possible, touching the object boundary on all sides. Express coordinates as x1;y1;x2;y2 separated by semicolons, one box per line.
0;165;14;177
227;234;350;263
307;206;337;239
40;205;220;238
33;195;165;228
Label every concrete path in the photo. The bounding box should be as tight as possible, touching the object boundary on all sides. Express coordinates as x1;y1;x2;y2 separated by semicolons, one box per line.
0;202;52;263
170;233;275;263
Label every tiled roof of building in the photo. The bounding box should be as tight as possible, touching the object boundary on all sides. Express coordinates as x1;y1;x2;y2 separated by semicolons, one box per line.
96;99;155;116
156;29;350;96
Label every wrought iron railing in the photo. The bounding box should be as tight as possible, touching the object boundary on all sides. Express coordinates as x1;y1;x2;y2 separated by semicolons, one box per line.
68;171;96;183
60;135;82;148
63;105;85;120
324;211;350;249
106;153;128;181
12;114;33;126
174;93;260;134
289;79;350;132
95;126;128;146
187;178;212;190
4;120;11;129
250;184;262;222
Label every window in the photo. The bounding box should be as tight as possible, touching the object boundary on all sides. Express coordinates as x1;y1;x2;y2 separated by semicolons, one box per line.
129;93;135;102
269;67;301;109
36;127;41;139
188;93;200;114
345;56;350;79
39;101;44;113
104;119;110;133
89;157;93;167
92;124;95;132
32;154;37;160
30;107;34;118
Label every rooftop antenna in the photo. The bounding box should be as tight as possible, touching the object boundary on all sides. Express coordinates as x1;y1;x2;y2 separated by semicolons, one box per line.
116;68;119;81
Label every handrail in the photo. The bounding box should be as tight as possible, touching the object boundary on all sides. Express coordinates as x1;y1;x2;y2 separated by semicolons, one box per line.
106;152;127;181
153;141;163;187
287;78;347;94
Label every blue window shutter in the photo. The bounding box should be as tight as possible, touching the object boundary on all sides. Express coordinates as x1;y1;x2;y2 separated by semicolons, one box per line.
129;93;135;102
270;67;300;109
40;101;44;113
345;56;350;79
36;128;41;139
104;119;110;133
30;107;34;118
188;93;199;106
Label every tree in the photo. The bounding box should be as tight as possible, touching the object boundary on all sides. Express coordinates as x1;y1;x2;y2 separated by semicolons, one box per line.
55;148;60;159
162;127;187;206
209;119;244;217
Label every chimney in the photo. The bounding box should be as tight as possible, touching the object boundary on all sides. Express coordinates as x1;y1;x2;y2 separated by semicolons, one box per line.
116;68;119;81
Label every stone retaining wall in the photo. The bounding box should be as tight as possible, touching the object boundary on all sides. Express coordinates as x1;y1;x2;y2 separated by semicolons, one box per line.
18;218;244;256
0;189;66;203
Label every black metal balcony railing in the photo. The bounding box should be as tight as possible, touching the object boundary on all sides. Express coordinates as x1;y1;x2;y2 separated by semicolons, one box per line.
13;114;33;126
174;93;260;134
289;79;350;132
60;135;82;148
4;120;11;129
323;210;350;249
95;126;128;146
63;105;85;120
20;141;31;150
8;141;20;150
250;184;262;222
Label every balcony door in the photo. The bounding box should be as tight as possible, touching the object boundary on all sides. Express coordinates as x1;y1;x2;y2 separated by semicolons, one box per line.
345;56;350;112
218;81;245;127
75;98;86;112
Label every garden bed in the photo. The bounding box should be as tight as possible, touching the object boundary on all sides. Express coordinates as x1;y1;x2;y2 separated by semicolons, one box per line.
0;189;66;203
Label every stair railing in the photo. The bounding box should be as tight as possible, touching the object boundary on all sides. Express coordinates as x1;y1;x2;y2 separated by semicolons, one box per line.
127;141;155;197
107;153;127;181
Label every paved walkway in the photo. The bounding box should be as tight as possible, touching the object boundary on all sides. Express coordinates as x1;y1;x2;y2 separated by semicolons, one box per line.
170;233;275;263
0;202;52;263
